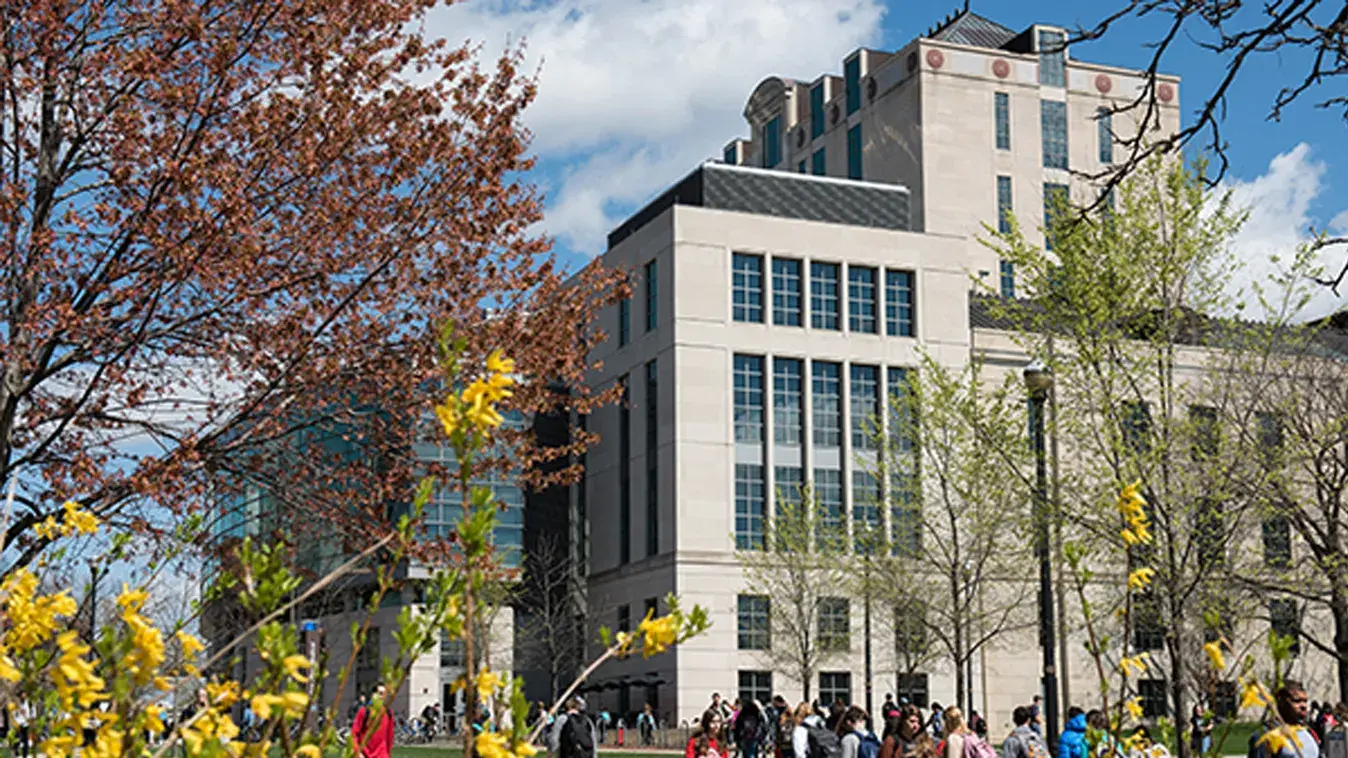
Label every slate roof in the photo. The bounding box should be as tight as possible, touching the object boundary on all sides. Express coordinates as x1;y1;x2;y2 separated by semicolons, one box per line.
607;163;912;249
927;9;1018;50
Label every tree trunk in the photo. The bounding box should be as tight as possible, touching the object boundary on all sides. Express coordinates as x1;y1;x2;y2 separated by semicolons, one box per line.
1170;643;1188;758
1331;572;1348;703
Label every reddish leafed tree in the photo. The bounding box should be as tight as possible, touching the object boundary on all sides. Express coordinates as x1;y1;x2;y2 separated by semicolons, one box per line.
0;0;621;573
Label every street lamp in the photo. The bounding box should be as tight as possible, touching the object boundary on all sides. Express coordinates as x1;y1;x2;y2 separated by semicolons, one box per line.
1023;359;1059;754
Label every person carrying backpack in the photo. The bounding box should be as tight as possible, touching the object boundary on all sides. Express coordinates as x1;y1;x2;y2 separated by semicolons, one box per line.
838;707;874;758
1003;706;1051;758
796;704;840;758
560;699;598;758
1058;709;1089;758
943;707;996;758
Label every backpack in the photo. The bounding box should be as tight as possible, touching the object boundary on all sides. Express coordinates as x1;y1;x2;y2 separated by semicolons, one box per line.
859;731;882;758
562;714;595;758
1022;733;1051;758
807;724;843;758
963;734;999;758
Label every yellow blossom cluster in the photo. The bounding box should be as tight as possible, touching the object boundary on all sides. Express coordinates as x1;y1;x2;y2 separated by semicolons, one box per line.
250;691;309;720
436;349;516;437
477;728;539;758
1126;567;1155;591
34;501;100;540
1204;640;1226;671
1118;653;1149;677
3;569;78;654
637;610;678;658
118;584;167;686
1118;481;1151;546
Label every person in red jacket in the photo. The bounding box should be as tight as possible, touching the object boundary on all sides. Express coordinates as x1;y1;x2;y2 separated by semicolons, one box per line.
688;710;724;758
352;684;395;758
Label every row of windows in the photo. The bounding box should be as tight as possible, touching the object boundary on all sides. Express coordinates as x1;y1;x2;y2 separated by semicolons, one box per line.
617;260;659;347
736;670;898;709
994;88;1111;168
733;357;911;449
737;594;929;656
618;360;660;565
731;254;915;337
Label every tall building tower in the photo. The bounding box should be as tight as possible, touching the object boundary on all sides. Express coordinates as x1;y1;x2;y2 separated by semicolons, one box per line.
575;7;1184;728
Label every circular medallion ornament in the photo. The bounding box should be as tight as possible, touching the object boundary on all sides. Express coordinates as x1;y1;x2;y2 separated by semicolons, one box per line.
992;59;1010;79
906;52;918;73
926;49;945;69
1157;82;1175;102
1095;74;1112;93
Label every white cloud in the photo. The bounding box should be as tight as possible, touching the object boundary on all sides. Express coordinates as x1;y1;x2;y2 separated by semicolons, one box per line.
426;0;887;253
1220;143;1348;321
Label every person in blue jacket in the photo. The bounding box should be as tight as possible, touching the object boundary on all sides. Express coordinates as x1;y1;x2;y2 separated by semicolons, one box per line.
1058;708;1089;758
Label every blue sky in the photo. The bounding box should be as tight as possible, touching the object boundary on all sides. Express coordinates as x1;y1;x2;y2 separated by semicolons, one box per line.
426;0;1348;315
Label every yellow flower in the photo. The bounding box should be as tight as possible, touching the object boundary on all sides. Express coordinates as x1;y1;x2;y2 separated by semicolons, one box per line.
1241;682;1271;710
177;630;205;659
478;730;512;758
1127;568;1155;591
3;569;78;652
435;399;460;437
123;611;166;686
1124;697;1143;720
252;694;280;720
1258;727;1294;755
207;680;242;708
280;691;309;718
52;630;107;711
637;611;679;658
486;349;516;376
1118;654;1149;677
34;516;60;540
62;501;99;535
0;654;19;682
296;745;322;758
514;741;540;758
476;670;503;701
39;733;79;758
283;654;311;683
116;584;149;616
1204;641;1226;671
144;705;166;734
86;726;124;758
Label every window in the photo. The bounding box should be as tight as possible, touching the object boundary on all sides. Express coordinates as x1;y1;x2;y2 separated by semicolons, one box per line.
885;270;914;337
1043;182;1069;250
1191;405;1219;459
1098;107;1113;163
440;634;464;668
646;360;659;557
1000;260;1015;298
812;149;826;176
810;263;841;330
852;471;881;552
996;176;1013;234
1122;401;1152;454
772;258;803;327
847;125;863;180
618;298;630;347
737;595;770;650
732;253;765;323
773;358;804;445
1138;679;1168;718
735;464;766;550
734;355;765;444
818;598;850;651
1038;29;1066;87
774;466;804;551
1212;682;1237;719
1270;598;1301;656
895;601;928;653
762;115;782;168
851;364;880;450
812;361;842;447
644;259;658;332
645;597;658;618
1263;515;1292;568
995;92;1011;150
1258;411;1284;469
618;605;631;633
819;672;852;708
798;160;806;173
897;673;929;708
811;83;826;139
814;468;844;550
740;671;773;706
847;266;878;334
620;377;631;565
724;143;738;166
1197;498;1225;568
845;56;861;115
1041;100;1068;169
1133;593;1164;651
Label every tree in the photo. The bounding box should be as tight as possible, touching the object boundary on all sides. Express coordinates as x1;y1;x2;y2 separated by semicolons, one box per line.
1068;2;1348;283
515;533;583;701
0;0;619;574
867;356;1034;714
986;154;1271;758
738;489;848;701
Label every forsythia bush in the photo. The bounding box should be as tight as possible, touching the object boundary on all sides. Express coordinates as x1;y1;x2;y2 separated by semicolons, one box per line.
0;327;709;758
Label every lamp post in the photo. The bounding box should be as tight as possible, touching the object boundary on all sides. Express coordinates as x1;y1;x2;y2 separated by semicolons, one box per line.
1023;359;1059;754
